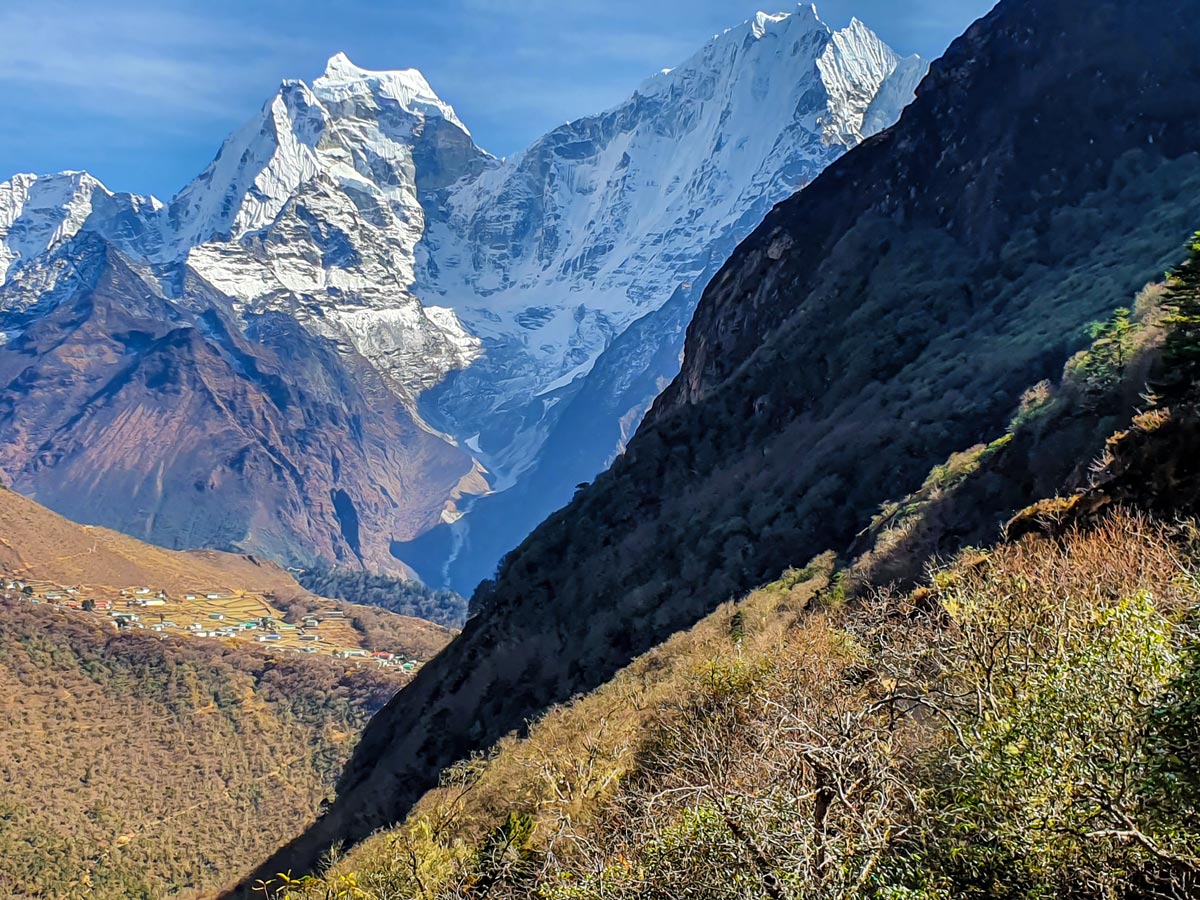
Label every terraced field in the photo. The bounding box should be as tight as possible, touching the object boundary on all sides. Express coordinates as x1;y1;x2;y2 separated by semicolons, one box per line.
0;487;455;665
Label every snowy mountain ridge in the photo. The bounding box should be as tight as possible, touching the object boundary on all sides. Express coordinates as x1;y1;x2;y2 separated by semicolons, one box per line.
0;3;927;585
415;4;922;484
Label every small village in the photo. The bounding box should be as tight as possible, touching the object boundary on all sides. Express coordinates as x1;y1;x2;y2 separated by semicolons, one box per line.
2;577;421;672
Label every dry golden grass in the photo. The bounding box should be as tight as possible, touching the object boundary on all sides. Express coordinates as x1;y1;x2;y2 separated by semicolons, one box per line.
271;514;1200;900
0;487;304;599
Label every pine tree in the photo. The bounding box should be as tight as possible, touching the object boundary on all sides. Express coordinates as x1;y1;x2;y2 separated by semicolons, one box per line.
1161;230;1200;396
1084;306;1135;388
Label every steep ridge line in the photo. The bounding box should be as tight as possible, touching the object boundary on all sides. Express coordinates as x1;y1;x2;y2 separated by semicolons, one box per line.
0;6;922;584
222;0;1200;892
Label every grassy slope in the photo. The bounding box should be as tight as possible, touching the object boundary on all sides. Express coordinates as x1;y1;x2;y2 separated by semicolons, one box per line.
0;486;309;600
0;486;456;660
264;274;1200;900
274;516;1199;900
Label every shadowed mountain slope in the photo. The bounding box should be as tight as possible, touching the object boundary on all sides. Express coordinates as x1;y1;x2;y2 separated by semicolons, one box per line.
224;0;1200;891
0;234;470;575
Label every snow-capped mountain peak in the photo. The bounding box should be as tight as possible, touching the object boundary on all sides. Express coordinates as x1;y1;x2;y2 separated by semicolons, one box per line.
816;15;915;144
164;53;476;255
2;5;924;417
749;9;791;38
165;80;328;249
0;170;164;285
414;5;926;481
162;54;490;405
314;52;469;136
0;5;929;583
640;4;822;100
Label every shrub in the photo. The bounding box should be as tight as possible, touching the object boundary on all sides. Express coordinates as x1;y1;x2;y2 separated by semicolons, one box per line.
267;515;1200;900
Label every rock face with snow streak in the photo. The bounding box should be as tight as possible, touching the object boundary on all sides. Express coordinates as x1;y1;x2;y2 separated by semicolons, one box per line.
0;172;165;283
403;7;924;589
0;3;924;581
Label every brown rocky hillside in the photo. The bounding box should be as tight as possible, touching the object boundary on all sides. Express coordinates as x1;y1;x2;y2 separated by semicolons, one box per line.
0;484;455;660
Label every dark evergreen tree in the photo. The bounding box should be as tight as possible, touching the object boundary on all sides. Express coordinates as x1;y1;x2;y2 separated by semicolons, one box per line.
1161;231;1200;396
297;567;467;628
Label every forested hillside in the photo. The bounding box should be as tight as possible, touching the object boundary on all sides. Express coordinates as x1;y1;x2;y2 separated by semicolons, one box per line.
0;600;406;900
297;568;467;629
258;242;1200;900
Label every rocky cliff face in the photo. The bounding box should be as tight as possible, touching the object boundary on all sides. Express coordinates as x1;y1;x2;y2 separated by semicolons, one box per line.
0;5;920;580
224;0;1200;890
409;8;923;589
0;234;472;574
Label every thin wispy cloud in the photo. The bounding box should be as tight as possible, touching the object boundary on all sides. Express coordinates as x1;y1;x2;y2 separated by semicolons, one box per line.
0;1;303;120
0;0;996;196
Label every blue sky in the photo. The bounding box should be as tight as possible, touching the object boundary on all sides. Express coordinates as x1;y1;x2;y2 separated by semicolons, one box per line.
0;0;997;199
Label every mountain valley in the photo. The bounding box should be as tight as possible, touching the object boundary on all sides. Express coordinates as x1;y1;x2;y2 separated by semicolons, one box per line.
0;5;924;591
223;0;1200;891
2;1;1199;898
